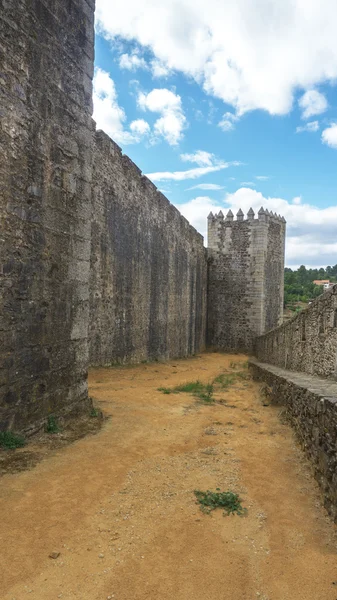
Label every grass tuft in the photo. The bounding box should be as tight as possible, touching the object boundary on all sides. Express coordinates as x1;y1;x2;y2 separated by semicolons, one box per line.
196;384;214;403
0;431;26;450
45;415;60;434
213;374;236;389
159;380;215;403
213;369;250;390
90;407;101;418
194;489;247;516
173;380;204;394
235;370;250;380
158;361;250;405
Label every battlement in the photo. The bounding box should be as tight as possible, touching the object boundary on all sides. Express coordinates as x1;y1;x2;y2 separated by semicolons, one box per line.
208;207;286;223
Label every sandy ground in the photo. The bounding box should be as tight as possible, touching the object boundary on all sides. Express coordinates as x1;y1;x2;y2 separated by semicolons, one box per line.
1;352;337;600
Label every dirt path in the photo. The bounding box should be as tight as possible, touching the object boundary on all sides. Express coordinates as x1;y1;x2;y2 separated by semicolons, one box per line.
1;353;336;600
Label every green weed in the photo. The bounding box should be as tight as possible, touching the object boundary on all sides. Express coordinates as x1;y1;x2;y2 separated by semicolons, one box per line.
213;374;236;389
158;362;250;405
158;380;215;403
173;380;202;394
0;431;26;450
45;415;60;434
235;370;250;380
196;384;214;403
90;408;101;418
194;489;247;516
213;369;250;390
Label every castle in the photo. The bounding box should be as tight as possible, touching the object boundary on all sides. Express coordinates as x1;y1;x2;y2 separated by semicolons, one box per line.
3;0;337;523
0;0;285;434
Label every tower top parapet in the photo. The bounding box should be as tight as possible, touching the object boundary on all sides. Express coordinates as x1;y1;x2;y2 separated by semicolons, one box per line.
209;207;285;223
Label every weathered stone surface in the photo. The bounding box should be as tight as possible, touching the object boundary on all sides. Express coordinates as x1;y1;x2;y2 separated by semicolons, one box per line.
1;0;288;436
0;0;96;434
89;131;207;365
207;210;285;352
255;285;337;379
249;359;337;521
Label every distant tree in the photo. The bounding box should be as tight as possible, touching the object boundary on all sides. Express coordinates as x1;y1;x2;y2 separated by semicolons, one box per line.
297;265;307;285
283;263;336;310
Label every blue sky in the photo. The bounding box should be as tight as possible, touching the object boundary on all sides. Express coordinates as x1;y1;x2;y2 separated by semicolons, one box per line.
93;1;337;268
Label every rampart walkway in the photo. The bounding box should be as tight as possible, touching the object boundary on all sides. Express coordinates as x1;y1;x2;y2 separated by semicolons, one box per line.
250;359;337;521
0;353;336;600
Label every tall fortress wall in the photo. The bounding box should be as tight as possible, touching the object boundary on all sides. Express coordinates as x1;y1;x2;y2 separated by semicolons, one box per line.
1;0;285;434
0;0;96;433
90;131;207;366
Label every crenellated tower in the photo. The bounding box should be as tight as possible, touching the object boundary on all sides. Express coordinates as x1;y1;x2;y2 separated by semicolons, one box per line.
207;207;286;352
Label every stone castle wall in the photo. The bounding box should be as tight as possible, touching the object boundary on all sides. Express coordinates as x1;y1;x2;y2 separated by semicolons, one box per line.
250;285;337;522
89;131;207;365
250;360;337;521
207;208;285;352
0;0;286;435
255;285;337;379
0;0;95;433
250;286;337;521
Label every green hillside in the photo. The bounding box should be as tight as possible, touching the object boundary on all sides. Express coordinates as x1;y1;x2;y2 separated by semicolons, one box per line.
284;264;337;314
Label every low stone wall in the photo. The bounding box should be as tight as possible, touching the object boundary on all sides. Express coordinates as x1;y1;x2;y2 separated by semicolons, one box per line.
249;359;337;521
255;286;337;379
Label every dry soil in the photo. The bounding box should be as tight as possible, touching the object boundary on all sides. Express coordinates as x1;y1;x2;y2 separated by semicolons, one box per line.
1;353;337;600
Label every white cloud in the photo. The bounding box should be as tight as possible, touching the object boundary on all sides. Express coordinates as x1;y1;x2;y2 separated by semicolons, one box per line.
322;123;337;148
175;187;337;267
178;197;224;234
148;151;241;181
255;175;269;181
147;163;234;182
138;88;181;112
180;150;216;166
293;196;302;205
151;60;171;77
296;120;319;133
298;90;328;119
119;53;148;70
138;88;186;145
154;113;185;145
187;183;225;190
240;181;255;186
129;119;150;135
119;51;171;77
93;68;150;145
96;0;337;116
93;68;135;144
218;112;239;131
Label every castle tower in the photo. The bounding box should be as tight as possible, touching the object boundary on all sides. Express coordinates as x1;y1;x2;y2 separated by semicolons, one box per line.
207;207;286;351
